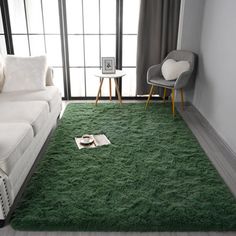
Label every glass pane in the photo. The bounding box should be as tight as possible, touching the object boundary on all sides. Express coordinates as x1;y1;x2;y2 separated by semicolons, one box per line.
70;68;85;97
101;35;116;58
84;35;99;66
66;0;83;34
123;35;138;66
45;35;62;67
0;36;7;55
12;35;30;56
122;68;136;96
83;0;99;34
68;35;84;67
52;67;64;97
25;0;43;33
0;9;4;33
29;35;45;56
100;0;116;34
42;0;60;34
123;0;140;34
85;68;100;96
8;0;27;33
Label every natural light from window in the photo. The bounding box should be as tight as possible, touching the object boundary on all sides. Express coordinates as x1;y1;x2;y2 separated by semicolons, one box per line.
3;0;141;98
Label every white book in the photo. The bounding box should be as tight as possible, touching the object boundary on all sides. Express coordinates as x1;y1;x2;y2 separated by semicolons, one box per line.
75;134;111;150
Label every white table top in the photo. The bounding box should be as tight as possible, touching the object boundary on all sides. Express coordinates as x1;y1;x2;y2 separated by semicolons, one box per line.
94;70;126;78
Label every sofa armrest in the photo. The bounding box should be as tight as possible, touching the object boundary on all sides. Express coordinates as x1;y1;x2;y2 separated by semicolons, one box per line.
147;64;162;84
0;169;12;220
46;67;54;86
174;70;192;89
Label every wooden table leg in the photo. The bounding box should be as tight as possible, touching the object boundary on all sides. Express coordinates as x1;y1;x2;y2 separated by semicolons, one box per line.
95;78;104;106
99;78;102;97
114;78;122;105
109;78;112;101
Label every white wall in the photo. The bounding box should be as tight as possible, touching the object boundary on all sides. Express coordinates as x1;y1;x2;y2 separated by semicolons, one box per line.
178;0;205;53
180;0;236;154
177;0;205;102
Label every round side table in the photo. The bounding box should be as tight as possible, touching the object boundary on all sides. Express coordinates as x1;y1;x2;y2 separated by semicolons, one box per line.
94;70;126;105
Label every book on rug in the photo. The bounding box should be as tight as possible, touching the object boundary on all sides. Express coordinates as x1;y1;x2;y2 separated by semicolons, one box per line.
75;134;111;149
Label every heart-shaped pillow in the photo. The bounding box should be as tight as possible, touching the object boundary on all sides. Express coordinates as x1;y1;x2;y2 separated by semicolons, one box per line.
161;59;190;81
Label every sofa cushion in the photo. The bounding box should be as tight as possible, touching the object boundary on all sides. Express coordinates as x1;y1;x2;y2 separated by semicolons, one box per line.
0;101;49;136
149;77;176;88
0;86;61;112
0;123;34;175
2;55;47;92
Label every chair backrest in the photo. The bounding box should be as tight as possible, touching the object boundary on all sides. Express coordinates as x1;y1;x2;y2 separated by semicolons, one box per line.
164;50;197;73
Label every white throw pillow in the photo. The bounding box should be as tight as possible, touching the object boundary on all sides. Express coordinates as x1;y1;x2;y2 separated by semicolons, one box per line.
161;59;190;81
2;55;47;92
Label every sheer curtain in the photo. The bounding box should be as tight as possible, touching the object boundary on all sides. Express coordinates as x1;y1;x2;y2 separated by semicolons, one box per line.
136;0;181;95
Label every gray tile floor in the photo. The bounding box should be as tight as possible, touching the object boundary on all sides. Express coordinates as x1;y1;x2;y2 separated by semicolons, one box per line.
1;101;236;236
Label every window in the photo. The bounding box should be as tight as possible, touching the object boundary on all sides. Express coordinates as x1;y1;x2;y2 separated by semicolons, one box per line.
122;0;140;97
0;0;141;99
66;0;116;98
0;9;7;54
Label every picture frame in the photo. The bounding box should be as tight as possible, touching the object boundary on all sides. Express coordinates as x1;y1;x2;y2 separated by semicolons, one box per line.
102;57;116;74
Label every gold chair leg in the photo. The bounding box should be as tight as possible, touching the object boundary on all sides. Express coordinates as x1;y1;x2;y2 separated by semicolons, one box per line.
145;85;154;110
163;88;167;103
171;89;175;117
180;88;184;111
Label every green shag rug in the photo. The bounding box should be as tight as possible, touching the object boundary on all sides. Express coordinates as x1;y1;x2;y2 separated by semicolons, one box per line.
11;103;236;231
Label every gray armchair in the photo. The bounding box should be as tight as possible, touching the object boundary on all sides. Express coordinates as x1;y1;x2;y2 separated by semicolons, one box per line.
145;50;197;116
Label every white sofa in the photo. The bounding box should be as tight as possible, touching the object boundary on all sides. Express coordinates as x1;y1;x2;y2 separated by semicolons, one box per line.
0;67;62;222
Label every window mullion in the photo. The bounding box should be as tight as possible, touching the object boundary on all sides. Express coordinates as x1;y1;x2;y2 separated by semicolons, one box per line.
98;0;101;70
23;0;31;56
116;0;123;97
58;0;70;100
0;0;14;54
40;0;47;53
81;0;87;97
